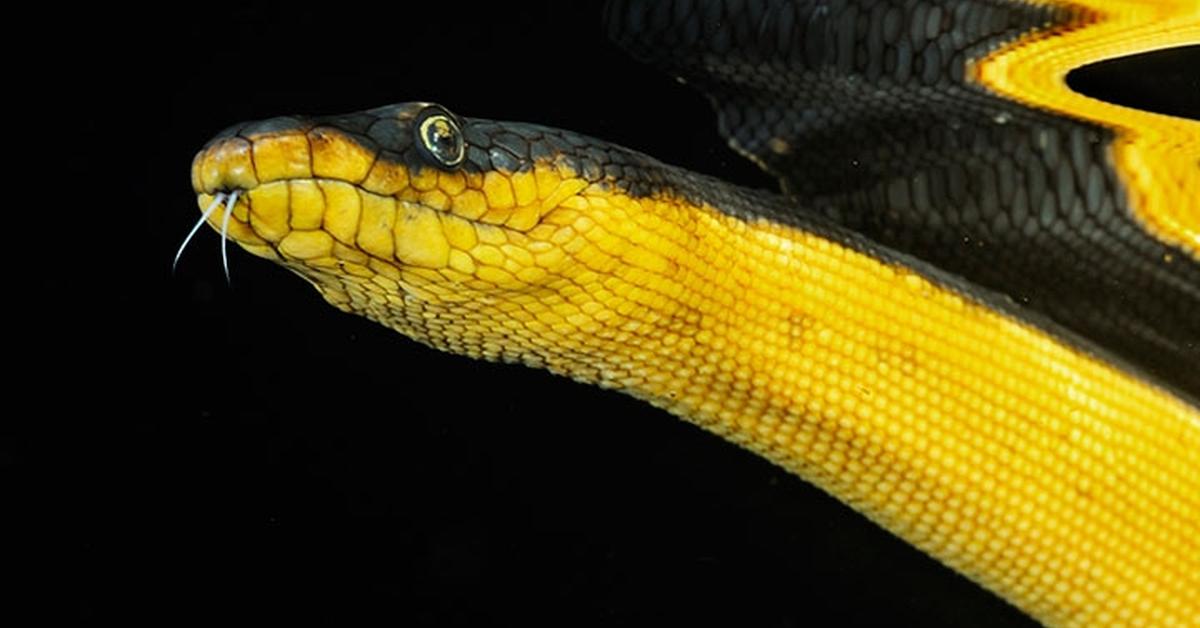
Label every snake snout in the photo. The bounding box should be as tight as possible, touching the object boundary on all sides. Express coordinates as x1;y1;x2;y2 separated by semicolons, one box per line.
194;112;351;196
183;118;317;270
190;142;251;198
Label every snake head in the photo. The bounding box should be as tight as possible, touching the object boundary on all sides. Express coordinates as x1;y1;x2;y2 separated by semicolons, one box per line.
190;102;608;293
188;101;695;361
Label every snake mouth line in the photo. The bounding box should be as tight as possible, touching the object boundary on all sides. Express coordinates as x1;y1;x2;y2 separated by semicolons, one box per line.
178;180;451;284
179;162;601;304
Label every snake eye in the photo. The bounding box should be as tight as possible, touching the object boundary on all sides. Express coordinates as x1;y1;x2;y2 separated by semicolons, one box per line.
414;107;466;168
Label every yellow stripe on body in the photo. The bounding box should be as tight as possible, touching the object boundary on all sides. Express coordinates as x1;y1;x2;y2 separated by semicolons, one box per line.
975;0;1200;257
195;126;1200;624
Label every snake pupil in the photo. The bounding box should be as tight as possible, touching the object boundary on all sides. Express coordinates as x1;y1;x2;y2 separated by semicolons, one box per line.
416;110;465;168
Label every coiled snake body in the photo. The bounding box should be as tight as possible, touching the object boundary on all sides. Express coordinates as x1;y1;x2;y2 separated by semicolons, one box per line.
186;1;1199;625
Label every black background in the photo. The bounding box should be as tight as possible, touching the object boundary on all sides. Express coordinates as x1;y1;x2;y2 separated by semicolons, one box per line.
35;2;1195;626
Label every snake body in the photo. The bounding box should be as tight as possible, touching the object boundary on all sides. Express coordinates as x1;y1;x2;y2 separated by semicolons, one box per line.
188;1;1199;625
610;0;1200;395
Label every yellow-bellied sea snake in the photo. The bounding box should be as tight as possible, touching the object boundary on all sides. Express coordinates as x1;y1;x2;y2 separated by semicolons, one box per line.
182;1;1199;625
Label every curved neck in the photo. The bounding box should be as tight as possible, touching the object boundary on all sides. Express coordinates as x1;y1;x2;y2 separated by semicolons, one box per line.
315;181;1199;626
453;188;1199;626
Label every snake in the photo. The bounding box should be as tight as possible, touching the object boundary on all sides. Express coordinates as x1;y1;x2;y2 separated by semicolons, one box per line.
182;1;1199;625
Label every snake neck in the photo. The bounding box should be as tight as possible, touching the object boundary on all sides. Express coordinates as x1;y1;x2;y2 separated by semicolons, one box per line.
304;180;1199;626
305;185;779;395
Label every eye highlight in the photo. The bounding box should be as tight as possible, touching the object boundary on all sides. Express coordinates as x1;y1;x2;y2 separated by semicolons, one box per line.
415;107;466;168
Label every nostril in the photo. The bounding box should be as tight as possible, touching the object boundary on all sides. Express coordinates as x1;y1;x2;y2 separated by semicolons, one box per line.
193;137;259;194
